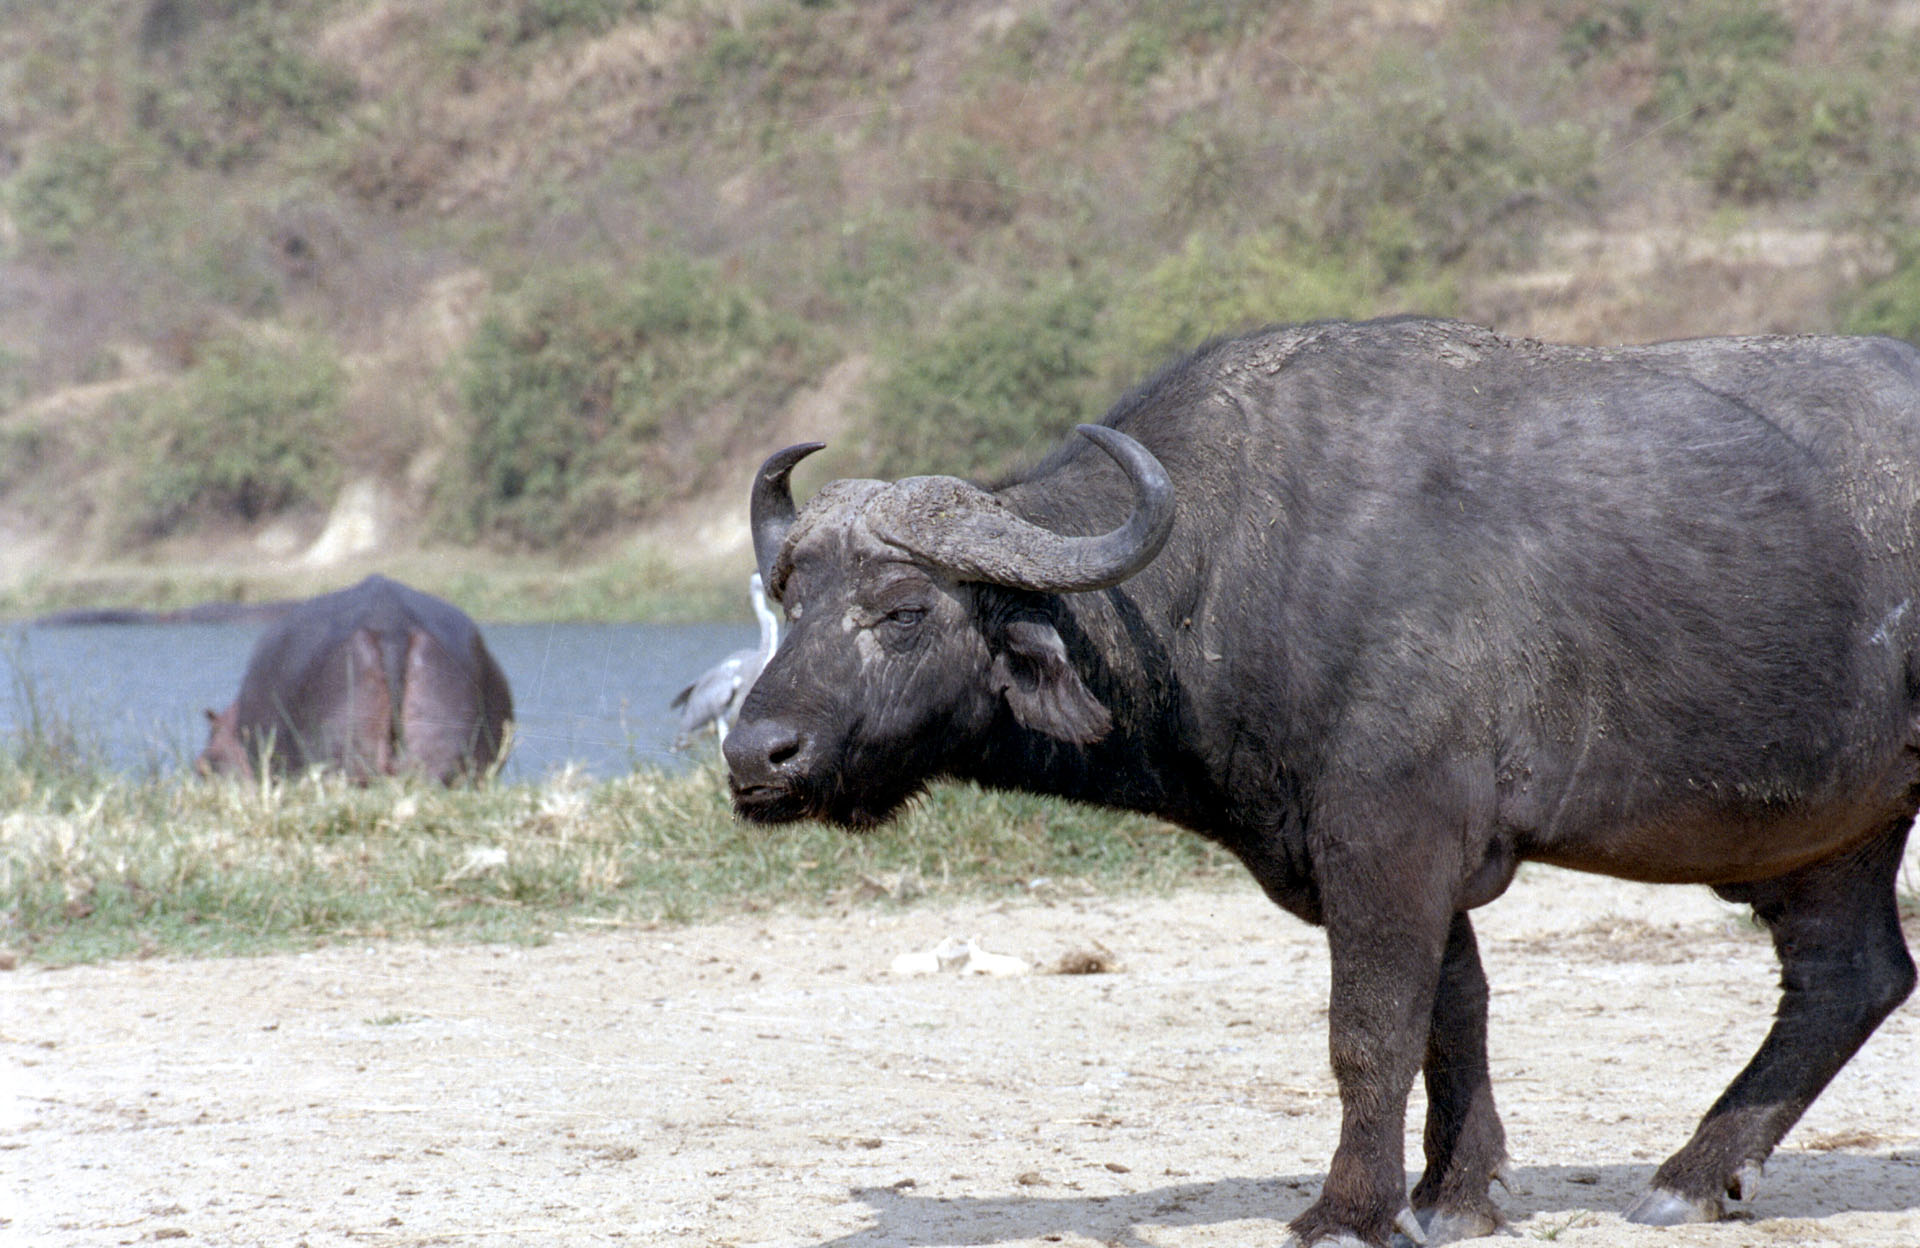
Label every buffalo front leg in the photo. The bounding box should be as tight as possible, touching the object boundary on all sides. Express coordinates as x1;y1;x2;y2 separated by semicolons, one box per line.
1288;841;1459;1248
1408;912;1509;1243
1625;820;1917;1225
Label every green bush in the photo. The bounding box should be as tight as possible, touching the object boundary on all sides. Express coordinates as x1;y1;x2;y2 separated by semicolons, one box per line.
442;0;658;57
1840;247;1920;346
129;332;344;537
0;425;59;499
1645;0;1796;122
7;136;125;254
1568;0;1871;203
1106;228;1456;373
865;227;1460;485
1559;2;1650;67
1287;47;1597;267
448;256;816;549
868;277;1108;481
1694;65;1872;202
135;6;357;171
815;212;954;325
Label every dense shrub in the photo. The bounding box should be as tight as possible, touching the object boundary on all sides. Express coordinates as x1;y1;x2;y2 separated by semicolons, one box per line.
135;4;357;171
1105;228;1457;374
7;137;128;255
129;332;344;537
867;277;1108;481
440;0;659;59
1644;0;1795;120
864;226;1462;484
0;426;58;499
1286;47;1597;268
1841;246;1920;347
1566;0;1875;203
448;256;815;549
1692;65;1872;203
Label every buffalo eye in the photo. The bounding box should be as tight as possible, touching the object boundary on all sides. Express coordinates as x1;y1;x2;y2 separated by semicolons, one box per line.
882;605;926;632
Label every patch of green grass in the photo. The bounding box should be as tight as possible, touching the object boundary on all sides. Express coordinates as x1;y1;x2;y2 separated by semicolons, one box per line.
0;745;1237;967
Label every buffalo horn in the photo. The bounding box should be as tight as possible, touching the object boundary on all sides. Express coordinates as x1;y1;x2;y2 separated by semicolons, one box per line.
875;425;1175;593
750;441;826;594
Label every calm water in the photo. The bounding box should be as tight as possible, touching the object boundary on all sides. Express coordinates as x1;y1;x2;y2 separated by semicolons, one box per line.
0;619;761;780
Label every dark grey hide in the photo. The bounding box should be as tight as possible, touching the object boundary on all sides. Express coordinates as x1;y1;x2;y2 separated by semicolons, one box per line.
725;316;1920;1248
198;574;513;784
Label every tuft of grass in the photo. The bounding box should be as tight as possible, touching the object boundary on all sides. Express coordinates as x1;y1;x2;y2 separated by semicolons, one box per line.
0;746;1237;967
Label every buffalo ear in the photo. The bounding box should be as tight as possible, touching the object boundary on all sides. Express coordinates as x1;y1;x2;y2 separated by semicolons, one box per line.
990;619;1112;745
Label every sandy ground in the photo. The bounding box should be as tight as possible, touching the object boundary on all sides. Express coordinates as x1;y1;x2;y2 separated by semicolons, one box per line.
5;854;1918;1248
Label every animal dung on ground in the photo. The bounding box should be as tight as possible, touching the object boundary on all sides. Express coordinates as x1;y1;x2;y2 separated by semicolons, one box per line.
1049;942;1120;975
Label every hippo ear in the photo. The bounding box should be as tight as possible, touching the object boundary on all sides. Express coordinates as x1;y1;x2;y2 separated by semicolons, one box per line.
989;620;1112;745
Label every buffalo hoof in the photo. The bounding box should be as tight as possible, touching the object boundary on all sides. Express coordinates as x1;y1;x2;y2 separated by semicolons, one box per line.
1397;1207;1506;1246
1622;1187;1721;1226
1288;1205;1430;1247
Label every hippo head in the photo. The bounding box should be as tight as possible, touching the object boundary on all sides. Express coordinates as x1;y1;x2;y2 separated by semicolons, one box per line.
195;703;254;780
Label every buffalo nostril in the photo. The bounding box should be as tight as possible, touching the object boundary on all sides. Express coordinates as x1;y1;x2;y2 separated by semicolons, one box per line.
765;727;805;769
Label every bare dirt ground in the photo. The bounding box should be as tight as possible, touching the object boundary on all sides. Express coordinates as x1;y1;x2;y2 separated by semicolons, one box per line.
6;853;1919;1248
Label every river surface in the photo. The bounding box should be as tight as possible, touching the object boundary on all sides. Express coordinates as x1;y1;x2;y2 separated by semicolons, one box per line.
0;619;762;780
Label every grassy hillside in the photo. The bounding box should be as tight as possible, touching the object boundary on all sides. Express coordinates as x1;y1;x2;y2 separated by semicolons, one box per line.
4;0;1920;618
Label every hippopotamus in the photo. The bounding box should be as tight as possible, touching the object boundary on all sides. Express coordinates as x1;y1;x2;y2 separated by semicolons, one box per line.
197;575;513;783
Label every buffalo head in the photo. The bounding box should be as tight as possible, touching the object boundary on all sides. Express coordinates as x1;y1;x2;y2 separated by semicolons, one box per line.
724;424;1174;829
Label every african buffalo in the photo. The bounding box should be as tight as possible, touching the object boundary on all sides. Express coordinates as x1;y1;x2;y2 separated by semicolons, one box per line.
198;574;512;784
725;317;1920;1246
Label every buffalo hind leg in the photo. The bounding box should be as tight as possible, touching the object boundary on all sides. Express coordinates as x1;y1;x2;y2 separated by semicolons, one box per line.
1625;819;1916;1225
1408;912;1509;1244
